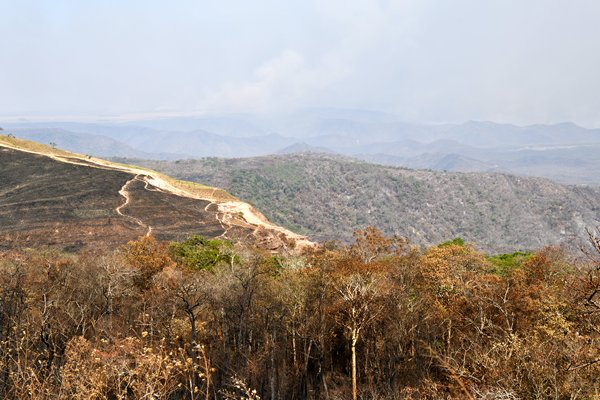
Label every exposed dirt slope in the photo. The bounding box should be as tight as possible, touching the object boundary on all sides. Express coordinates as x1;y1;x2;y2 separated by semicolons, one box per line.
0;136;312;252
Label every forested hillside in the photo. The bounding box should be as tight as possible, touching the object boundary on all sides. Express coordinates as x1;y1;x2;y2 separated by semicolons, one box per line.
128;154;600;253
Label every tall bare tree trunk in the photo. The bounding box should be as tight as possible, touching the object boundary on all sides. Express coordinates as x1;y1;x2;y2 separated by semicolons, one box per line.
351;329;358;400
270;325;276;400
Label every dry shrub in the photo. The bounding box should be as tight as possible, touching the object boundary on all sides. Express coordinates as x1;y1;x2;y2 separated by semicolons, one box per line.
60;336;207;400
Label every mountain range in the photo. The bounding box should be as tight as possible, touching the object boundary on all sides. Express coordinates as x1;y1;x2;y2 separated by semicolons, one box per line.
4;109;600;185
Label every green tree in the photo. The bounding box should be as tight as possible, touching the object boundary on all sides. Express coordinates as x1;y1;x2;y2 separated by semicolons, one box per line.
170;235;238;271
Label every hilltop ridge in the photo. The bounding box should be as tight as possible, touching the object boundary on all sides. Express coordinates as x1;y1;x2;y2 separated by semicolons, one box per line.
0;135;311;252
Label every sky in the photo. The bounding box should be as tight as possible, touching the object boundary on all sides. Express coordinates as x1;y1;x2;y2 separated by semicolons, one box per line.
1;0;600;127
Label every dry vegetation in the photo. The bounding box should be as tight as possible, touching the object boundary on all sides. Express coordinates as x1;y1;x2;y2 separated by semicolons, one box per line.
1;227;599;399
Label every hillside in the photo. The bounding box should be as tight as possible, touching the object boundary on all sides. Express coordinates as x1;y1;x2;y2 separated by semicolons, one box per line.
0;136;310;252
128;154;600;253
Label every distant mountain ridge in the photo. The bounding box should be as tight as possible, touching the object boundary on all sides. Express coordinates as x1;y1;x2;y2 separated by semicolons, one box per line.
3;110;600;184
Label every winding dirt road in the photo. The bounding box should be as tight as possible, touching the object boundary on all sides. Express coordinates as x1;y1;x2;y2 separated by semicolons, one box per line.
116;174;152;237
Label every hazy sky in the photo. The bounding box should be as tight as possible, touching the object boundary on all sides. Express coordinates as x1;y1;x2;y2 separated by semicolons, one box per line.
1;0;600;126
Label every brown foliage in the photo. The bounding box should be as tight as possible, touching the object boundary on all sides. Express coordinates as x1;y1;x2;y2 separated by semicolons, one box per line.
0;228;599;399
122;236;175;291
